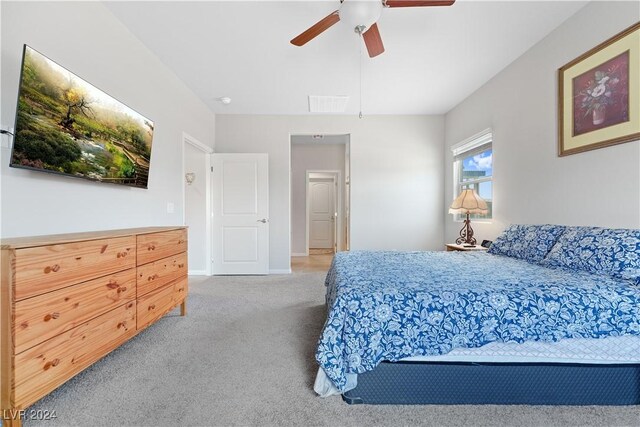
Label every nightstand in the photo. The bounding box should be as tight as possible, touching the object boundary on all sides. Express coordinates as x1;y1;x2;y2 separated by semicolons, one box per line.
446;243;489;252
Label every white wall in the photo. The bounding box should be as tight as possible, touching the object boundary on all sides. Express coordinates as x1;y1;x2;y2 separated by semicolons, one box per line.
0;2;215;238
215;115;444;271
444;1;640;243
291;142;346;255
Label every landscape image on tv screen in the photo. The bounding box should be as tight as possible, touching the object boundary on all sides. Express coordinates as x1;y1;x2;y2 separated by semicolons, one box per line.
10;45;154;188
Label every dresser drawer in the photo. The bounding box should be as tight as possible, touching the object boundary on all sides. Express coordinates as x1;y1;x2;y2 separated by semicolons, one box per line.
137;252;187;297
13;302;136;408
13;236;135;301
14;269;136;354
137;277;187;331
136;229;187;266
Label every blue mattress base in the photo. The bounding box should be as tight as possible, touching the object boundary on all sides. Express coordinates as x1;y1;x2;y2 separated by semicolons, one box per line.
342;361;640;405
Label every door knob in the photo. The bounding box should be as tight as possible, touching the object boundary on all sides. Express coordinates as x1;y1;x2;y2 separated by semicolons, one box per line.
257;219;269;223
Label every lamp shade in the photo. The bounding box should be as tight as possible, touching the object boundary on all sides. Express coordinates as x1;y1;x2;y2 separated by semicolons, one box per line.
449;189;488;215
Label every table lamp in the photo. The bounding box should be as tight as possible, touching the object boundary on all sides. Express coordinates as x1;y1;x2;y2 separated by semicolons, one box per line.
449;189;488;245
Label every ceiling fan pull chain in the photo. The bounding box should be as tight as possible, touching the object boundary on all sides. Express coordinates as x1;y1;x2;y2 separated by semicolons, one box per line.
359;30;363;119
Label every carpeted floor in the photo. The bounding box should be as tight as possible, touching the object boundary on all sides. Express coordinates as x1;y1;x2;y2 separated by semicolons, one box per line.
24;272;640;426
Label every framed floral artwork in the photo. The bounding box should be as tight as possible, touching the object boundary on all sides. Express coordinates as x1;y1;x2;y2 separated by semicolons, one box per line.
558;22;639;156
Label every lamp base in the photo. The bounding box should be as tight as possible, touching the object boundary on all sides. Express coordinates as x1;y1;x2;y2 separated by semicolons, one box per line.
455;213;477;246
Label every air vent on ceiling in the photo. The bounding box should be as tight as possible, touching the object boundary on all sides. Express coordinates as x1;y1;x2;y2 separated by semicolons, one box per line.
308;95;349;113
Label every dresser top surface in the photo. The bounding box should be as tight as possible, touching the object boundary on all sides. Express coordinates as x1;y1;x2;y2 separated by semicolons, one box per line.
1;226;187;250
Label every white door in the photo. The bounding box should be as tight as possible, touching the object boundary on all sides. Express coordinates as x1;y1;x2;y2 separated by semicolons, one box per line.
308;178;335;249
212;153;269;275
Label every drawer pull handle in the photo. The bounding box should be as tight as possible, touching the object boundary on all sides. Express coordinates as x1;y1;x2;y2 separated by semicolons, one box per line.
148;274;159;281
44;312;60;322
44;359;60;371
107;282;119;289
117;321;128;330
101;245;108;254
178;239;185;244
117;251;128;258
148;304;156;310
178;264;185;268
44;264;61;274
148;244;156;251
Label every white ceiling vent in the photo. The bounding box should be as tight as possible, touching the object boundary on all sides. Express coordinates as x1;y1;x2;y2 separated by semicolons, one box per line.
308;95;349;113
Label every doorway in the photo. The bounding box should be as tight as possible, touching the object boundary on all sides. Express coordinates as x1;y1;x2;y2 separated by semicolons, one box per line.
290;134;350;262
182;132;213;276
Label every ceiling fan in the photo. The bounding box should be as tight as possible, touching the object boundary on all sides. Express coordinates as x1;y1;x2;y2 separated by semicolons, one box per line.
290;0;455;58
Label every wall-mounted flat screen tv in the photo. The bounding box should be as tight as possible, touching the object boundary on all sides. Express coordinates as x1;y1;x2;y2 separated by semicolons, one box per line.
10;45;154;188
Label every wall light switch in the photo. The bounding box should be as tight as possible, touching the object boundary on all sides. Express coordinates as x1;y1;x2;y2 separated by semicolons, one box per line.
167;202;175;214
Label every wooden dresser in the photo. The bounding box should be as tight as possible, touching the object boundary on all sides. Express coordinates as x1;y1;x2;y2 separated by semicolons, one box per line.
1;226;187;426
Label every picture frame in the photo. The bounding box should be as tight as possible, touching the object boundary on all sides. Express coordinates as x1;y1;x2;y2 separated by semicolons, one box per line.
558;22;639;156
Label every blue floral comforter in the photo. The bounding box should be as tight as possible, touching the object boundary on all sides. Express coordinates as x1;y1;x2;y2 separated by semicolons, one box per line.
316;251;640;392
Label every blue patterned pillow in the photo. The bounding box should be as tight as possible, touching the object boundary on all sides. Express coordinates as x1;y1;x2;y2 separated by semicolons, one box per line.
488;224;566;263
541;226;640;284
487;224;521;257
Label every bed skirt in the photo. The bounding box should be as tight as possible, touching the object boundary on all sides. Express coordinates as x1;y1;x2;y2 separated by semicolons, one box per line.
342;361;640;405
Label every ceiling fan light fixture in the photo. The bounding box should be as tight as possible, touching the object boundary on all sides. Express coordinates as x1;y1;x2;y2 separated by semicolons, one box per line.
290;0;455;56
338;0;383;31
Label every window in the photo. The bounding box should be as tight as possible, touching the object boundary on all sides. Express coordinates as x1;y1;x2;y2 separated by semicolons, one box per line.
452;130;493;220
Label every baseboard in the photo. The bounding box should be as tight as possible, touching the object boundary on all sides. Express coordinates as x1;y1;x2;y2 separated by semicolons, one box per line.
188;270;207;276
269;269;292;275
291;252;308;257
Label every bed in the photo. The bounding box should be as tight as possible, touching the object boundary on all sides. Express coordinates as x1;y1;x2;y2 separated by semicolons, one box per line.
313;225;640;404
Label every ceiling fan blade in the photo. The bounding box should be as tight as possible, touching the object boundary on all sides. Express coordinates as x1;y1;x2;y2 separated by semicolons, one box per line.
385;0;455;7
363;23;385;58
290;11;340;46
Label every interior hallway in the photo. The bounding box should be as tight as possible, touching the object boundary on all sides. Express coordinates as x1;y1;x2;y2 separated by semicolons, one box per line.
291;253;334;273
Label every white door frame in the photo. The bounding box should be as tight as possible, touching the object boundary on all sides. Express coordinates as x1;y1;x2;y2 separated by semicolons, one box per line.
182;132;214;276
306;170;342;255
288;133;351;264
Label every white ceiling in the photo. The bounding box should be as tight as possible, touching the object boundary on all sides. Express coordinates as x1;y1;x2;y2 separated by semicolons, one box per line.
105;1;588;115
